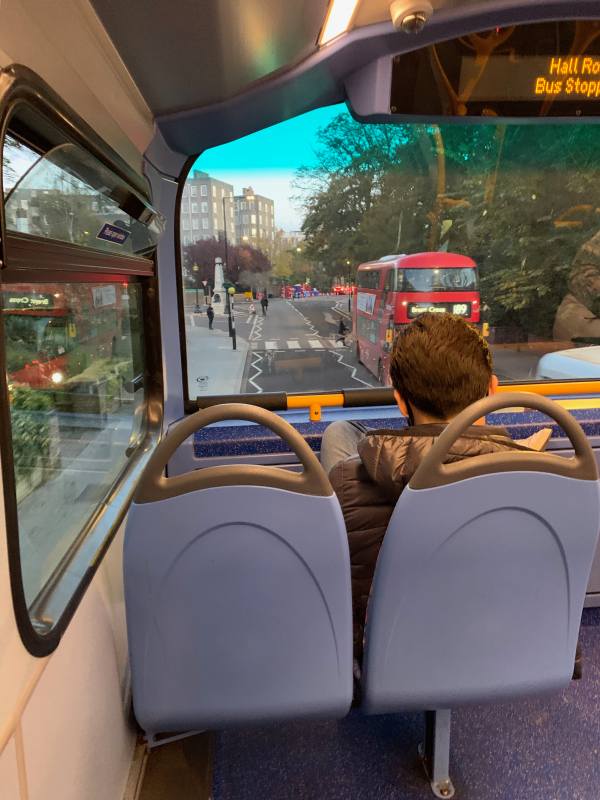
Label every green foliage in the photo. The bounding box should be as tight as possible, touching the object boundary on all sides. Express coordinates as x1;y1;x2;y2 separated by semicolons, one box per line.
9;387;54;481
295;113;600;336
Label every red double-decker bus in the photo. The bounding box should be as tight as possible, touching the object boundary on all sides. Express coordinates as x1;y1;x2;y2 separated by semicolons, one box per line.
352;252;480;385
3;283;128;389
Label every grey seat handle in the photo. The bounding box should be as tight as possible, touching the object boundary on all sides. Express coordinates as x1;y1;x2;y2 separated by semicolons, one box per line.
410;392;598;490
135;403;332;503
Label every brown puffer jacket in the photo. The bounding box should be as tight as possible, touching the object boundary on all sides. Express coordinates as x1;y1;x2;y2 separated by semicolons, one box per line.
329;423;530;658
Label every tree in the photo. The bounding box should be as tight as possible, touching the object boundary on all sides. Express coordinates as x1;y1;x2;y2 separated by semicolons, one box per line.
183;237;272;285
294;110;600;337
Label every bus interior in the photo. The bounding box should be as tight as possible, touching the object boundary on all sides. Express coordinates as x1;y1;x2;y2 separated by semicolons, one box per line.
3;2;600;799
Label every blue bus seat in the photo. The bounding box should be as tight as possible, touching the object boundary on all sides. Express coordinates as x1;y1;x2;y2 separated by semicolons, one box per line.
124;404;353;741
361;393;600;798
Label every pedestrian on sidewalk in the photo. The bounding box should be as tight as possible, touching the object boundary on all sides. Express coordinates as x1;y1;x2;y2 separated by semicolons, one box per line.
207;304;214;330
261;296;269;316
337;318;348;346
249;302;256;315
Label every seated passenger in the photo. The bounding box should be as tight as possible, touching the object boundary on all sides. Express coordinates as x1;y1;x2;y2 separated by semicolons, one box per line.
320;313;547;659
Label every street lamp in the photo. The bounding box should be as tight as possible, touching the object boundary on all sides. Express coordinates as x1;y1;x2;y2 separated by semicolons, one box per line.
222;195;236;337
228;286;236;350
222;195;232;275
193;263;200;312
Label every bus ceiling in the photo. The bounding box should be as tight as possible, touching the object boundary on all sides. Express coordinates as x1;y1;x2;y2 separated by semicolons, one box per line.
85;0;600;159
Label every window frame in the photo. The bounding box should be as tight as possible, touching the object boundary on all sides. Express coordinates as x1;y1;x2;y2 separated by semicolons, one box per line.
0;67;163;657
174;135;600;415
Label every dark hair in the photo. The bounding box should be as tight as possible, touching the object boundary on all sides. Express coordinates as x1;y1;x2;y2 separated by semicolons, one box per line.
389;313;493;420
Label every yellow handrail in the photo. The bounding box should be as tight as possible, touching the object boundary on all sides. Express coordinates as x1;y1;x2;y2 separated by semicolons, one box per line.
285;383;600;420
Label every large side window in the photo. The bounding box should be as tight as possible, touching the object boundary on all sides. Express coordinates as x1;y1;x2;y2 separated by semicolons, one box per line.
1;102;161;649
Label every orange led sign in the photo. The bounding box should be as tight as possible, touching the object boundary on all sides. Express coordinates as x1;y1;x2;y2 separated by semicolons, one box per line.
535;57;600;98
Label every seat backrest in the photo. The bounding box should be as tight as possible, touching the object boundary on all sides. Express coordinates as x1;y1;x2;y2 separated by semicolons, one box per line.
124;405;353;738
362;393;600;714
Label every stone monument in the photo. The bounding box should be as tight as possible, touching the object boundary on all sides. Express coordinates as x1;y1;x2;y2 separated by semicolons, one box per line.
212;256;226;315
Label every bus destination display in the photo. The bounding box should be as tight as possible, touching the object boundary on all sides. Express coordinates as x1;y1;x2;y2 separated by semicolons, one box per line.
460;56;600;102
389;20;600;118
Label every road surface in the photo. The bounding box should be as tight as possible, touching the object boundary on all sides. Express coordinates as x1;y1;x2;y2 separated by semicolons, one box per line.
184;296;548;395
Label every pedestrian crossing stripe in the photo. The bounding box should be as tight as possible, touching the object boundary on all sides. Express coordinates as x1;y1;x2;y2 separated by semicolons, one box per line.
250;338;347;351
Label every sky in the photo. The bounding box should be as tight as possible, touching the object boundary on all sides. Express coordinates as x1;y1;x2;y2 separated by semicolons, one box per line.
191;103;346;232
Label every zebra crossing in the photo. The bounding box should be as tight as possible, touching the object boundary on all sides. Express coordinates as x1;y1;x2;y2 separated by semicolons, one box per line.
250;337;347;351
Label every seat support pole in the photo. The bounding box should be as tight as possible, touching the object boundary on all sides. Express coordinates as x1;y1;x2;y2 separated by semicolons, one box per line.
420;709;455;799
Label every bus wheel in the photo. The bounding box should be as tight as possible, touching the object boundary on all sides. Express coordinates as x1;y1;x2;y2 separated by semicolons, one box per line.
377;360;384;385
356;343;362;364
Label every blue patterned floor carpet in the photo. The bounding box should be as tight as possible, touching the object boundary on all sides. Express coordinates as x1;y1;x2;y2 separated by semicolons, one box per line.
213;609;600;800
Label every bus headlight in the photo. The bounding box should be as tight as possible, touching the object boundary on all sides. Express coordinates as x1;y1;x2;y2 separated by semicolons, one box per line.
51;371;64;385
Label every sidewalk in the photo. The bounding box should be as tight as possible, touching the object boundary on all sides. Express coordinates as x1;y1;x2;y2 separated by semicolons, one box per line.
185;315;250;398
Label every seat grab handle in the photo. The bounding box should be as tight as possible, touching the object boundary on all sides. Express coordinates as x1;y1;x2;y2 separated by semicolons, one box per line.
135;403;332;502
410;392;598;490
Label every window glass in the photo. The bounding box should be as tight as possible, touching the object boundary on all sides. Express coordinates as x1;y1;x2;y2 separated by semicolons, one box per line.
3;135;161;256
357;270;381;289
404;268;478;292
3;280;146;613
180;104;600;398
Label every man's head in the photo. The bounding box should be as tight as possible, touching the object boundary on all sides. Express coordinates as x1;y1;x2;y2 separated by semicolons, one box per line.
389;313;497;424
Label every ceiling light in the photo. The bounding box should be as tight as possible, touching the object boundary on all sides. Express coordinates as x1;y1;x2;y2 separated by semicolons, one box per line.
319;0;360;45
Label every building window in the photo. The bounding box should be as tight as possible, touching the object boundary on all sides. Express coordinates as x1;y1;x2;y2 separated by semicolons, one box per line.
200;185;208;197
251;214;257;224
191;186;197;196
201;202;208;213
192;219;199;229
191;203;198;212
212;186;216;197
202;218;209;229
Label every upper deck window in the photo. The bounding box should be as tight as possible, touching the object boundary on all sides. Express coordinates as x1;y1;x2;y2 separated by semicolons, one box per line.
1;101;161;651
404;268;478;293
179;104;600;404
3;134;162;256
357;270;381;289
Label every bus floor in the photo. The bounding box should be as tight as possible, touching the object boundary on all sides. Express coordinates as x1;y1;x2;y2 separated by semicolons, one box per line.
135;608;600;800
213;608;600;800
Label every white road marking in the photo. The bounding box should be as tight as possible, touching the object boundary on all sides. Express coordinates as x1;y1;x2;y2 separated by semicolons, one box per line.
247;352;263;393
265;340;278;350
287;340;300;349
330;349;373;387
249;312;262;341
309;339;324;348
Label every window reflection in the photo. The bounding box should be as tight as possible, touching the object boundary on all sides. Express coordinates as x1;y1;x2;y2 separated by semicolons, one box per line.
4;281;146;608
